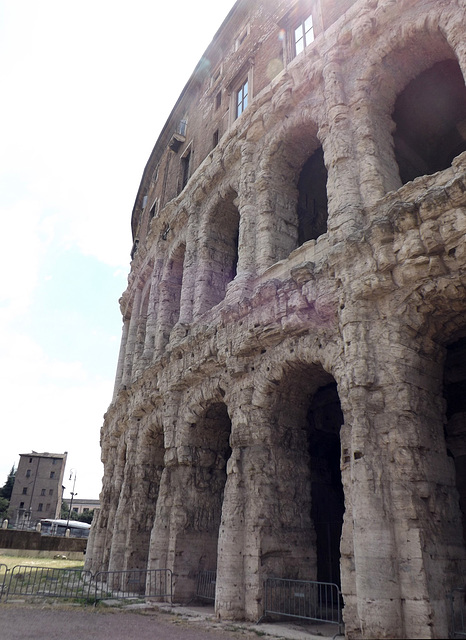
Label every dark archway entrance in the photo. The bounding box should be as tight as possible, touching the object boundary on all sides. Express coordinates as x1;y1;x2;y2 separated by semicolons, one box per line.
268;365;344;587
308;382;344;586
393;59;466;184
444;337;466;544
297;146;328;245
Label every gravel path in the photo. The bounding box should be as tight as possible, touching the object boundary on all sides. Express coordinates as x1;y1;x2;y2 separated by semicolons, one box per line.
0;603;266;640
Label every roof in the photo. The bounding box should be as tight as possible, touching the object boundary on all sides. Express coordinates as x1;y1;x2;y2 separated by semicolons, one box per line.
19;452;67;459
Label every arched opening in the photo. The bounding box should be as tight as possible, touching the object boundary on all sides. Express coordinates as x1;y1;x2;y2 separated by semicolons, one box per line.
167;243;186;327
195;191;239;315
180;402;232;588
393;59;466;185
308;383;344;585
297;146;328;245
133;287;150;370
265;365;344;587
444;337;466;544
155;243;186;352
209;197;239;306
125;425;165;571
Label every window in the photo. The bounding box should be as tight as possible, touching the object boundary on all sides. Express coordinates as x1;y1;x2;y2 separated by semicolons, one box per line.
19;501;24;509
236;80;248;118
213;130;219;148
178;119;187;137
216;91;222;110
29;457;32;463
26;469;31;478
149;201;157;221
235;26;249;50
52;458;57;465
211;66;222;86
180;149;191;191
38;503;43;512
83;508;89;512
22;487;27;495
41;489;46;496
49;489;53;496
73;507;78;513
46;503;50;510
295;14;314;55
50;471;55;479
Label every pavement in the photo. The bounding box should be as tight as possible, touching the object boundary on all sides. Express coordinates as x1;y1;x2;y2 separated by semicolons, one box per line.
0;599;344;640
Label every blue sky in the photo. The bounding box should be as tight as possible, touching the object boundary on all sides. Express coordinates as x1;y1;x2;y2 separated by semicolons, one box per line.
0;0;235;500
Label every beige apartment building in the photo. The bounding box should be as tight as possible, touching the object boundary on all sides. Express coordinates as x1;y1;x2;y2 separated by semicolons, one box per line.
9;452;67;527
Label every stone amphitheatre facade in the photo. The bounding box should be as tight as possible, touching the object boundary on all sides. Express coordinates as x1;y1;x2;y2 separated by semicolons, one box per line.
85;0;466;637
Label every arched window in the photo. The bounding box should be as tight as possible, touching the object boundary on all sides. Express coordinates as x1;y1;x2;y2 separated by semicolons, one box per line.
393;59;466;184
297;146;328;245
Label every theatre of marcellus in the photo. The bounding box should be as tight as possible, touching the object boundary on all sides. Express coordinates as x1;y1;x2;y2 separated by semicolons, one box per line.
84;0;466;637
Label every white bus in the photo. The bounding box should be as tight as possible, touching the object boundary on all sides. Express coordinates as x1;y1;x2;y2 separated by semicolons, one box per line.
39;518;91;538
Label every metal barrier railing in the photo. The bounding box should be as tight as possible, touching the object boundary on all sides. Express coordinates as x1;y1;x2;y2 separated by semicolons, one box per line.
448;588;466;638
196;570;216;601
260;577;343;635
92;569;172;602
4;565;93;602
0;564;8;598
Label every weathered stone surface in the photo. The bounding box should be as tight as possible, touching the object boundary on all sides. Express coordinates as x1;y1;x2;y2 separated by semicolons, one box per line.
85;1;466;638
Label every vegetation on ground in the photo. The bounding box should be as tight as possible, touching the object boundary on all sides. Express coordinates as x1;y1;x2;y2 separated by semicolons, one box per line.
0;554;85;572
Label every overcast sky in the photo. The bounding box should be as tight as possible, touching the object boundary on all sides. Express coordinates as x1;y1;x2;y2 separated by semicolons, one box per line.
0;0;236;501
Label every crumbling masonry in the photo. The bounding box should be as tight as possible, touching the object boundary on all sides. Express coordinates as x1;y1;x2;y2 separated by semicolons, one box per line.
85;0;466;637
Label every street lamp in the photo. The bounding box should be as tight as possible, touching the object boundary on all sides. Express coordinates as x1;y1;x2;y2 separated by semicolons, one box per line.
65;469;77;534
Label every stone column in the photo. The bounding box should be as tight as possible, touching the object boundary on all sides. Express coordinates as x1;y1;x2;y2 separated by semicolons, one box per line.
141;259;163;364
107;426;138;572
216;384;316;621
85;435;121;574
122;288;142;387
112;320;130;400
321;54;363;239
340;315;466;639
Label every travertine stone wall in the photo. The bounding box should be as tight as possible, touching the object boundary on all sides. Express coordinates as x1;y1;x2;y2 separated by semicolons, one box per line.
86;0;466;637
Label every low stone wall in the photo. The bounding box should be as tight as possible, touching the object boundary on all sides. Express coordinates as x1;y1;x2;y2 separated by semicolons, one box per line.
0;530;87;559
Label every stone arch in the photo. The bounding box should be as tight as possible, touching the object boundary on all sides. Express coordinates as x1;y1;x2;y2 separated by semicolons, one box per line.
243;355;345;586
354;11;466;196
154;241;187;353
392;58;466;184
193;188;240;317
258;112;328;261
149;389;233;601
107;417;165;573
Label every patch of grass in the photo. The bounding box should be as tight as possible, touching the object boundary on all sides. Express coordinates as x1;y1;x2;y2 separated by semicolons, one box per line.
0;554;85;572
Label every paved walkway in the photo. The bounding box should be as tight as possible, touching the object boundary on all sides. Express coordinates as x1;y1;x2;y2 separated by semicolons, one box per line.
0;601;341;640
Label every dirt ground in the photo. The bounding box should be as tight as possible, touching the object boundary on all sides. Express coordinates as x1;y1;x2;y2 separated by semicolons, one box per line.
0;602;267;640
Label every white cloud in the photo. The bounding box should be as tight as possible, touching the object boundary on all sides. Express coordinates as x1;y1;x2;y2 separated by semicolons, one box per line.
0;0;236;501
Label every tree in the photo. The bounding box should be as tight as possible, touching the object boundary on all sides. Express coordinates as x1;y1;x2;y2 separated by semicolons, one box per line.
77;509;94;524
0;497;9;521
0;466;15;501
60;500;80;521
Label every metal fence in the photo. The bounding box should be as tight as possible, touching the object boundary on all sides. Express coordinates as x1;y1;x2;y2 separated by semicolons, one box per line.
92;569;172;603
0;564;8;597
261;577;343;634
448;588;466;638
196;570;216;601
0;565;172;604
4;565;93;602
